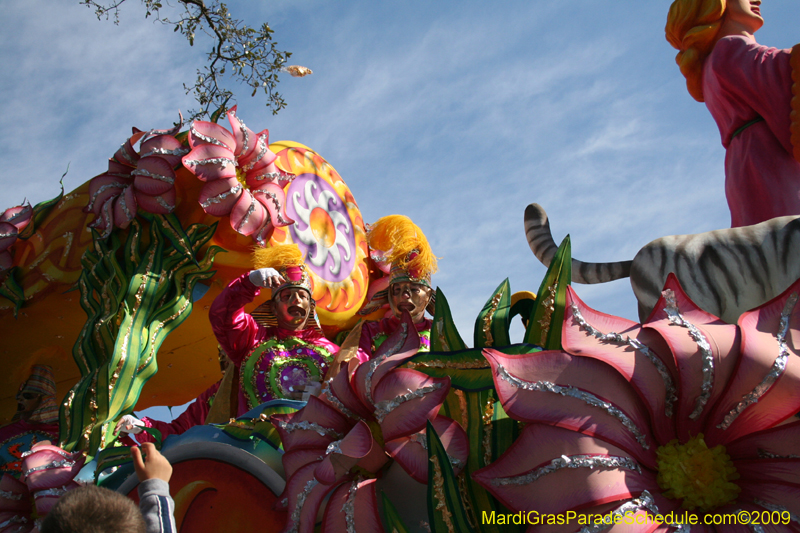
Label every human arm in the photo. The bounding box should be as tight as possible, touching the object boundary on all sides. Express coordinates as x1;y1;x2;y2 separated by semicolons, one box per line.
133;442;176;533
208;273;267;365
136;382;221;443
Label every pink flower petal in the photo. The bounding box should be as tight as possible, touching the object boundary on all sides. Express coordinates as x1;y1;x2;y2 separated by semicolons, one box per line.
113;186;138;228
182;144;237;182
385;415;469;483
738;482;800;517
321;367;374;421
352;311;421;408
734;458;800;485
88;197;114;238
244;157;285;187
642;274;741;442
133;156;176;196
0;475;31;513
0;204;33;232
484;348;658;468
139;134;187;168
283;448;328;481
314;421;373;485
188;120;235;152
271;396;353;453
725;420;800;460
373;369;450;442
321;478;384;533
134;187;175;215
226;106;262;161
230;190;268;236
198;178;242;216
281;462;339;533
253;220;276;247
86;174;130;214
22;445;85;492
705;280;800;445
472;424;657;514
33;480;80;516
563;287;678;446
112;130;146;167
0;222;18;253
253;183;294;227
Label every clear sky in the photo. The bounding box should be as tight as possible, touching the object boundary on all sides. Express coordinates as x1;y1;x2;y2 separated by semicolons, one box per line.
2;1;797;417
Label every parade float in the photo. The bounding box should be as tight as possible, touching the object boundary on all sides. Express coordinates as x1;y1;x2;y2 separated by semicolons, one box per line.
2;0;800;531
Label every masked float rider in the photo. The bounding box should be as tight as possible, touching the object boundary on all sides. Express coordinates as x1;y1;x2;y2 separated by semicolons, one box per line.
0;365;60;478
356;215;438;359
209;244;337;414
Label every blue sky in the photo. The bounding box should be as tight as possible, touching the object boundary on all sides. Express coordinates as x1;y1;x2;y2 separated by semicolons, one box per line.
2;1;797;418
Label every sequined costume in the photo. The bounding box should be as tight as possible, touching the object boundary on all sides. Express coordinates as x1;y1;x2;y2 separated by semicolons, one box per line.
209;273;337;414
359;316;431;358
703;35;800;227
137;382;220;443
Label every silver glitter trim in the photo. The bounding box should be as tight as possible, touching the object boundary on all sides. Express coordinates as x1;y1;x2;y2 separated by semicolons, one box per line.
0;232;17;239
24;459;75;477
200;184;243;208
663;289;713;420
4;208;30;224
325;439;342;456
252;189;291;225
571;304;677;417
0;515;27;529
275;420;343;439
182;156;236;168
287;478;319;533
34;485;70;498
190;124;230;148
496;364;650;449
753;500;800;524
118;188;134;220
757;448;800;459
409;432;464;469
236;115;250;156
0;490;23;500
342;479;358;533
131;168;175;185
154;195;174;212
117;139;137;166
491;454;640;486
578;490;659;533
240;135;267;173
732;510;766;533
86;182;125;211
140;147;189;158
322;382;360;421
251;170;294;183
235;195;256;232
21;448;73;459
364;323;408;407
373;383;444;423
718;293;797;430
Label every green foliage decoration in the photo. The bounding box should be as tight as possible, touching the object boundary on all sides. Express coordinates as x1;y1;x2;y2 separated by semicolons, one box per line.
59;214;222;458
524;235;572;350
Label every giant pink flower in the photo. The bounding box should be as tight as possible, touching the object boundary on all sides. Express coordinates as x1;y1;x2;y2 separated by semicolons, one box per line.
181;106;295;245
0;203;32;273
270;312;469;533
85;127;186;238
0;443;85;532
475;274;800;528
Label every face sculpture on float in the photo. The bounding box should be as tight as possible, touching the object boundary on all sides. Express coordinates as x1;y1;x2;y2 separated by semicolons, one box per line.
666;0;800;228
355;215;438;359
208;244;337;412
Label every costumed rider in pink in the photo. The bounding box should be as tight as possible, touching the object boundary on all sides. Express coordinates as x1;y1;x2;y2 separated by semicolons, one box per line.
667;0;800;227
210;244;337;415
115;348;233;443
0;365;60;478
357;215;438;359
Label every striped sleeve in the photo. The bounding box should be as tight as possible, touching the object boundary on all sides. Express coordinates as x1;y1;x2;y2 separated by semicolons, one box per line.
138;478;177;533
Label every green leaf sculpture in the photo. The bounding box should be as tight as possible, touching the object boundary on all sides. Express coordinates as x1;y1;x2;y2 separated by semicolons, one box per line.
426;419;475;533
524;235;572;350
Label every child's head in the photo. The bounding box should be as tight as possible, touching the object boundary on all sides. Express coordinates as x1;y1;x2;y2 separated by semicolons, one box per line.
40;484;146;533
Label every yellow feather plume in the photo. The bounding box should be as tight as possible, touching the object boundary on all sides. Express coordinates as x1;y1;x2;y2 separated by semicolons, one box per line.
367;215;438;278
252;244;304;270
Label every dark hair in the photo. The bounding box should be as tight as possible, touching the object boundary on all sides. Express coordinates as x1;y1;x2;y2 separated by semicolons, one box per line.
40;484;146;533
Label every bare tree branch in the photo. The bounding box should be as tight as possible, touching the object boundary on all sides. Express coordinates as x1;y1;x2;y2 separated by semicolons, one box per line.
80;0;291;120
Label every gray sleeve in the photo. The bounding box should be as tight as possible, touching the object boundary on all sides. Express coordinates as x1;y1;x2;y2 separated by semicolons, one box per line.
137;478;176;533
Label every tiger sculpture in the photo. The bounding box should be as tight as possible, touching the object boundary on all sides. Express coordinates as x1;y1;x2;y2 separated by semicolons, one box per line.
524;203;800;324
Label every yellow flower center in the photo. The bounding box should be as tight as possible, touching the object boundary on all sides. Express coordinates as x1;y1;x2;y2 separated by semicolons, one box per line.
656;434;740;512
235;165;248;188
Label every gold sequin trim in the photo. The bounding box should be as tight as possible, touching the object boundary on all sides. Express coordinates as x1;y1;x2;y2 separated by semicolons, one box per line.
430;455;455;532
538;285;557;346
482;294;503;346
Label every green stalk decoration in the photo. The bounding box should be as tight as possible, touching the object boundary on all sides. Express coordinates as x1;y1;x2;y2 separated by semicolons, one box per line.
426;420;476;533
473;279;511;349
524;235;572;350
59;214;221;458
381;492;412;533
